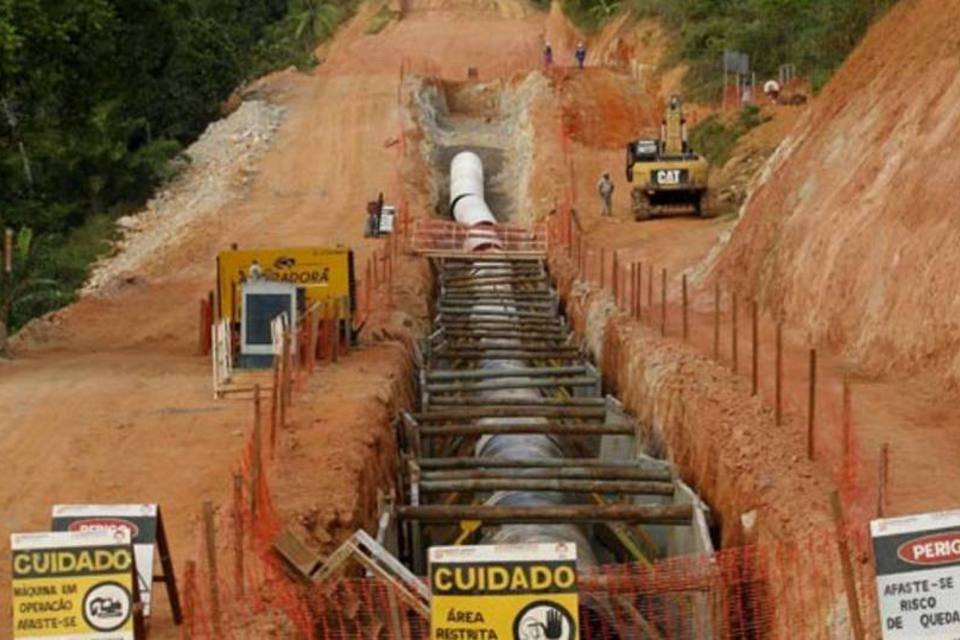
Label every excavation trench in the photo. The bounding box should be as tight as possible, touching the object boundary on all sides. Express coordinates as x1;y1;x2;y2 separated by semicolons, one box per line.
278;68;848;639
388;74;719;636
275;71;803;639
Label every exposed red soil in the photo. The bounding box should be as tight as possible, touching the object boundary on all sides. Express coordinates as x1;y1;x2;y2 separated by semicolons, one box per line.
559;67;659;148
0;2;549;636
522;55;843;547
551;250;838;547
519;0;960;538
718;0;960;386
271;339;417;551
702;0;960;524
4;0;957;637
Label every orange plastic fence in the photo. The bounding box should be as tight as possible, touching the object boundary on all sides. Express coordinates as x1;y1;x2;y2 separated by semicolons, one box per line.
180;373;883;639
549;204;883;524
179;81;887;637
409;219;547;255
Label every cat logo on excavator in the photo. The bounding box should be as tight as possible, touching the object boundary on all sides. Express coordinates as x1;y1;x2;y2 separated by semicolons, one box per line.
626;96;710;220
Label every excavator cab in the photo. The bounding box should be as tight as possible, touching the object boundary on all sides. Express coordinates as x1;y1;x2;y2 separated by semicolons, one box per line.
626;95;710;220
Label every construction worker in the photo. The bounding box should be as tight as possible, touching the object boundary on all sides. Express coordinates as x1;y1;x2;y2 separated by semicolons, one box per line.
575;42;586;70
740;77;753;106
597;172;614;217
248;259;264;281
543;42;553;67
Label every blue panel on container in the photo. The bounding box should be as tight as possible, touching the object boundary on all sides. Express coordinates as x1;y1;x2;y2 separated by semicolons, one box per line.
245;294;290;345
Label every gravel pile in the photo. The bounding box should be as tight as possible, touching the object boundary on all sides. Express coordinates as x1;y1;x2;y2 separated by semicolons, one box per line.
84;100;285;295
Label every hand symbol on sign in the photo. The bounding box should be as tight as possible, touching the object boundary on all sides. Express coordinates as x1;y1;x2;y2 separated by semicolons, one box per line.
539;609;564;640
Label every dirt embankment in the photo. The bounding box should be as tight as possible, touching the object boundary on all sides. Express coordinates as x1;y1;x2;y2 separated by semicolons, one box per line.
506;49;836;546
548;251;837;548
717;0;960;386
0;1;552;636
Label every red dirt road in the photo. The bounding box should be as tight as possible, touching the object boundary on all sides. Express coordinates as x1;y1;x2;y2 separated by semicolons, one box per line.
3;0;959;636
0;1;557;636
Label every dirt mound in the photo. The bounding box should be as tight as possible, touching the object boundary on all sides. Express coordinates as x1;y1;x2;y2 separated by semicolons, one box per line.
559;67;659;148
717;0;960;385
589;14;666;75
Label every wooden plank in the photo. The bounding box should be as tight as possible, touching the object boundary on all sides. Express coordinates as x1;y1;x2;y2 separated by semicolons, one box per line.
432;350;579;359
427;365;587;381
273;528;324;580
417;457;657;470
435;332;567;342
435;341;573;352
420;423;633;436
427;251;544;261
437;308;556;319
412;406;605;420
397;504;693;525
420;478;676;495
422;466;673;482
427;376;597;393
427;395;605;406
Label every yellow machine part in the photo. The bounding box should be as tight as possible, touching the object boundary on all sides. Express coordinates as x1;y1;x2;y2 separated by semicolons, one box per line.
662;103;685;156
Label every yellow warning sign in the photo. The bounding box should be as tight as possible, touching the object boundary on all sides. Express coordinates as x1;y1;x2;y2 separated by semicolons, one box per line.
217;247;352;321
11;530;136;639
429;543;579;640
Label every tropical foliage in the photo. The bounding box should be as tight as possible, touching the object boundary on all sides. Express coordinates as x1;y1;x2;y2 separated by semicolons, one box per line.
0;0;353;338
562;0;895;98
632;0;897;98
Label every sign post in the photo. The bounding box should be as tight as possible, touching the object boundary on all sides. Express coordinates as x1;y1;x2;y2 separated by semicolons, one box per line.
871;509;960;638
429;542;579;640
11;529;140;639
51;504;181;624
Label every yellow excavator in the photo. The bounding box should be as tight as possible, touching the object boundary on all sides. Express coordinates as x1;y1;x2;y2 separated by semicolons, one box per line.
626;96;710;220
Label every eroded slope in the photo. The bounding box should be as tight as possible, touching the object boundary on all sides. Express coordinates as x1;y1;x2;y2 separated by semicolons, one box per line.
718;0;960;385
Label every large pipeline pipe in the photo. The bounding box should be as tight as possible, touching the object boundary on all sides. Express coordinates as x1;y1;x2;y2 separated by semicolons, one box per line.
450;151;496;226
449;151;501;252
449;151;598;567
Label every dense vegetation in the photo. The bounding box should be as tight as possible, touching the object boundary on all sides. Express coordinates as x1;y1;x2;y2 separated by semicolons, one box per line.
564;0;896;98
689;104;768;167
0;0;352;341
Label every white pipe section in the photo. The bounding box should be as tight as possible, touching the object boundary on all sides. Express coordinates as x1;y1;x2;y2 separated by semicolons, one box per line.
450;152;496;227
442;154;597;566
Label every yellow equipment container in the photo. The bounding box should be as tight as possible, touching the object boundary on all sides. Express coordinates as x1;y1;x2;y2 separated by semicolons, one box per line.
217;246;354;322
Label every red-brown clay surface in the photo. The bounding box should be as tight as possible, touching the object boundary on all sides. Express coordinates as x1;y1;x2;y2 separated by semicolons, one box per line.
719;0;960;383
708;0;960;523
3;0;958;636
520;44;844;546
0;2;556;637
534;0;960;534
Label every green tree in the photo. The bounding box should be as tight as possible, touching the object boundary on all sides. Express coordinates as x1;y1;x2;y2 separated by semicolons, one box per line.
0;227;70;351
292;0;345;46
627;0;896;99
0;0;358;336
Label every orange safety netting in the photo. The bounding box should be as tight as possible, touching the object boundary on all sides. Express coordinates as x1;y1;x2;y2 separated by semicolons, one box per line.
408;219;548;255
177;73;889;638
179;366;883;639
